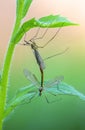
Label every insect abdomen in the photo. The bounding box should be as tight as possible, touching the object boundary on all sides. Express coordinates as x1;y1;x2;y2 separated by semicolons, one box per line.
33;49;45;70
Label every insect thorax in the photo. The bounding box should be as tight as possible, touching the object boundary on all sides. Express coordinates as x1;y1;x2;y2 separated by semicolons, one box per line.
39;87;43;96
30;41;38;50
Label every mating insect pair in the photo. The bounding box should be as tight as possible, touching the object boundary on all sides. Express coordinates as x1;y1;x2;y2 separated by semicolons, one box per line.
23;68;64;103
20;24;68;96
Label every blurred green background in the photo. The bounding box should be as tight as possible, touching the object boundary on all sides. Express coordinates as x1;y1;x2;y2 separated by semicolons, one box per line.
0;0;85;130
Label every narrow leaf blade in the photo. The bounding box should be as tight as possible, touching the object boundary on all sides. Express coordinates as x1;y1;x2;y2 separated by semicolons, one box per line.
36;15;78;27
45;82;85;100
22;0;33;18
4;84;37;118
16;0;33;20
16;0;24;21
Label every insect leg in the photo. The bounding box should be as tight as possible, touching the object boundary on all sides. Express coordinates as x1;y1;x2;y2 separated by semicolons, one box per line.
37;23;65;48
44;47;69;60
43;91;62;104
33;28;48;40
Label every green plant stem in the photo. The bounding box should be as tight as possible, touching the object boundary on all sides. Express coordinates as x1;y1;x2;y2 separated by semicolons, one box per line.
0;42;15;130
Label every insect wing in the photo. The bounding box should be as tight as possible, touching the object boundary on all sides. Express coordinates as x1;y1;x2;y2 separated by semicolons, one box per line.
44;76;64;96
45;76;64;88
23;69;40;86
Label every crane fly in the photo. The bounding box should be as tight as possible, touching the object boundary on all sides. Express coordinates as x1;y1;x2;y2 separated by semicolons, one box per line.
21;23;68;95
21;36;45;95
23;69;64;102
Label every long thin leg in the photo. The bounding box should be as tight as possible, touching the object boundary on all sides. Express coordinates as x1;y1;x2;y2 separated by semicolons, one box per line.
44;47;69;60
31;28;48;42
22;27;40;42
22;27;48;42
18;93;38;105
19;43;29;46
37;23;65;48
20;26;30;45
37;27;62;48
33;28;48;40
43;91;62;104
31;28;40;40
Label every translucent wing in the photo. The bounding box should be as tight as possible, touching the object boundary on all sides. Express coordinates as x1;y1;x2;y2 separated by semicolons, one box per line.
45;76;64;88
44;76;64;96
23;69;40;87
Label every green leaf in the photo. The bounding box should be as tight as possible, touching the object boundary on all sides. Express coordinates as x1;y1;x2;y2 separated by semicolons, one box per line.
36;15;78;27
4;84;37;119
22;0;33;18
12;0;33;36
16;0;24;22
11;0;24;37
14;15;78;44
16;0;32;20
4;69;85;118
45;82;85;100
12;18;35;44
